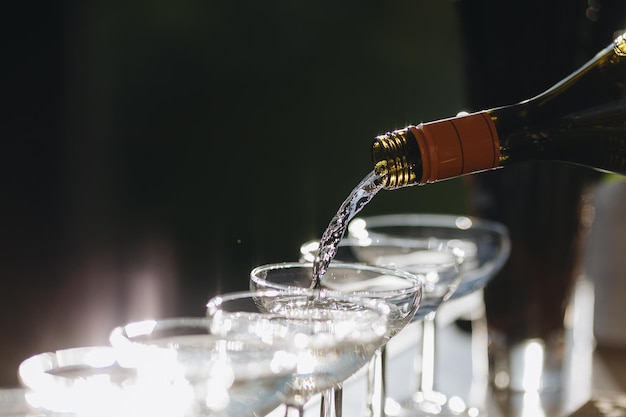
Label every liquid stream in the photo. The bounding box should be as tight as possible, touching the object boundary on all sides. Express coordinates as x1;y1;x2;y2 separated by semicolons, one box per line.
311;170;384;288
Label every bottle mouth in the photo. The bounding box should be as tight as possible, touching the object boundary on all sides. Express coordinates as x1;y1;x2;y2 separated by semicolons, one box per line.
371;129;421;189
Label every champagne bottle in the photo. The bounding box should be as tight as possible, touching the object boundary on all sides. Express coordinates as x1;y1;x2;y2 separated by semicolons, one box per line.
372;32;626;189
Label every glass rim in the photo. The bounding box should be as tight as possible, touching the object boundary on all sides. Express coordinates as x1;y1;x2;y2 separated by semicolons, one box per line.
299;238;460;270
110;316;214;342
18;345;123;393
347;213;512;298
249;261;423;298
206;287;395;320
207;288;313;314
348;213;510;239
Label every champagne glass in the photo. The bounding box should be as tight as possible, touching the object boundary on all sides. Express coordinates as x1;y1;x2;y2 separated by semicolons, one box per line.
348;213;511;417
108;316;298;417
109;316;298;417
299;237;461;417
206;287;393;417
18;345;138;417
250;261;425;417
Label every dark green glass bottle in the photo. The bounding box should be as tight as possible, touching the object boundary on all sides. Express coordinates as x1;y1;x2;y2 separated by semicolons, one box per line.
372;32;626;189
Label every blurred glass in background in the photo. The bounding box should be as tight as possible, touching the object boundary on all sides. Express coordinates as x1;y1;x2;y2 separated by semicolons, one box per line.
457;0;626;415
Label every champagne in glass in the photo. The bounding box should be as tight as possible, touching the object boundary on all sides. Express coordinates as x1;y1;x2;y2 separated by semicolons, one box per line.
207;288;393;417
300;237;460;417
251;261;423;417
108;317;298;417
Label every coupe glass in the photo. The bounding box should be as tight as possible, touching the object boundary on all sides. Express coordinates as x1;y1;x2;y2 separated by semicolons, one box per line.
18;345;138;417
299;237;461;417
348;213;511;417
250;261;424;417
108;316;298;417
206;288;392;417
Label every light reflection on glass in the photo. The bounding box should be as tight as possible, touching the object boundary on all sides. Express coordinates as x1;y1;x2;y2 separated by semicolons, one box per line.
295;350;318;375
18;316;299;417
19;346;193;417
123;319;158;339
519;391;547;417
447;395;467;414
109;317;297;417
520;339;545;392
455;216;473;230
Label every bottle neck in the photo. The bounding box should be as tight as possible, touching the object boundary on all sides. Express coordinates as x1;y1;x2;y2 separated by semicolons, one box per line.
372;111;501;188
371;128;421;189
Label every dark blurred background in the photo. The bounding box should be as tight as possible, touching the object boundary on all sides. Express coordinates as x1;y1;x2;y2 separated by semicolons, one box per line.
1;0;469;385
2;0;622;390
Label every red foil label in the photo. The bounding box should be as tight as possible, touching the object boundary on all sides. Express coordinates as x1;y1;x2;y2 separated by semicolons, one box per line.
409;111;500;183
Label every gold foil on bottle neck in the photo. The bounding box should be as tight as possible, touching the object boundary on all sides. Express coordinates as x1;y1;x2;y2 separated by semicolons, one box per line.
614;33;626;56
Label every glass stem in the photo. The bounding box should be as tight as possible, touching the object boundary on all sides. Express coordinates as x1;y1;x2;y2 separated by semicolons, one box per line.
285;405;305;417
365;347;385;417
320;387;342;417
420;312;437;394
471;295;489;383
